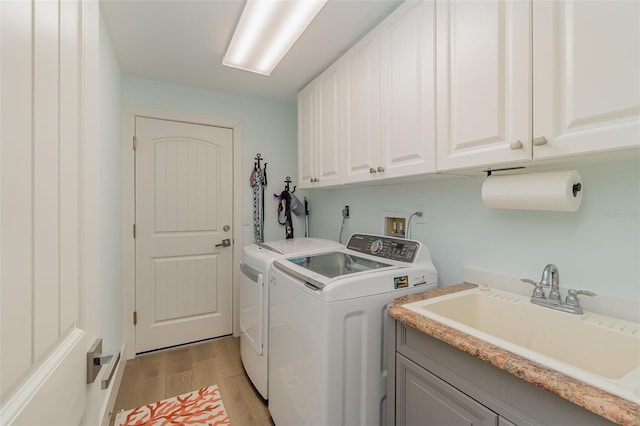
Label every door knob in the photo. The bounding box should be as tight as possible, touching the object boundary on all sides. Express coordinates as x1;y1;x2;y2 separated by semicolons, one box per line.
215;238;231;248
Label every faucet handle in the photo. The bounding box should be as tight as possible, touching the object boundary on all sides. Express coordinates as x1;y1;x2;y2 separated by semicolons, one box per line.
521;278;547;299
565;289;596;307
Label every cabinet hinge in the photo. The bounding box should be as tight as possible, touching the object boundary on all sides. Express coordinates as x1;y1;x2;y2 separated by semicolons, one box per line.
133;136;137;150
133;224;136;238
133;311;137;326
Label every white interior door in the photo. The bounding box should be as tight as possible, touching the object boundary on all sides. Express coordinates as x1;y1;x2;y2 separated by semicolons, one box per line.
135;117;234;353
1;1;107;424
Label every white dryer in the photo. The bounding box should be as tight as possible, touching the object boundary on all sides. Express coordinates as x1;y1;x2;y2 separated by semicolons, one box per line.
268;234;438;425
239;238;342;400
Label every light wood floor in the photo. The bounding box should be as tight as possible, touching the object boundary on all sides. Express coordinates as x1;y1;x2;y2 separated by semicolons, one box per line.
110;336;273;425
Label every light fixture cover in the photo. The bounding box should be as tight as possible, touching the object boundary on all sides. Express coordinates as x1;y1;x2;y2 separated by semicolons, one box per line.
223;0;328;76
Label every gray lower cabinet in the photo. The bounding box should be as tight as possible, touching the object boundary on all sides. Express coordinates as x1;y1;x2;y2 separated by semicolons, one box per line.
397;354;497;425
388;320;615;426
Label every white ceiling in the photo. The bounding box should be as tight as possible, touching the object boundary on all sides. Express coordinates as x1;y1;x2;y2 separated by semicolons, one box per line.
100;0;404;105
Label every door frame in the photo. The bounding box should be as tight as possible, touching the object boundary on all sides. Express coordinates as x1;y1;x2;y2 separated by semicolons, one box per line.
122;106;243;360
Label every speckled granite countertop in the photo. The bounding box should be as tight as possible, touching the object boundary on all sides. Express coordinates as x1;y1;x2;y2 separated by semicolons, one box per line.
388;283;640;426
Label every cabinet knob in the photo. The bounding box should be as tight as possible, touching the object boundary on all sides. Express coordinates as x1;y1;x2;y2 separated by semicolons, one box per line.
377;166;385;173
509;140;523;150
533;136;548;146
369;168;377;174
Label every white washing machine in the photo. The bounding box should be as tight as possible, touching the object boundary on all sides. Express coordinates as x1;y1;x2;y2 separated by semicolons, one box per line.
268;234;438;426
239;238;342;400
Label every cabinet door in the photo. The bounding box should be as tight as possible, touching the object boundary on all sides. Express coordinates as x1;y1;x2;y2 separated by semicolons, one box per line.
533;1;640;158
499;416;517;426
380;0;436;178
298;83;317;188
396;354;498;426
436;0;531;171
343;31;381;183
316;63;343;187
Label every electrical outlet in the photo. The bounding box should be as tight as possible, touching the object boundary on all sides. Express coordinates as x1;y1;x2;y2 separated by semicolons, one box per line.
416;204;426;224
343;205;350;219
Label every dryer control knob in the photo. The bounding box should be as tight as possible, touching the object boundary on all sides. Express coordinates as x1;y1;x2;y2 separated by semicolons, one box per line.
370;240;383;255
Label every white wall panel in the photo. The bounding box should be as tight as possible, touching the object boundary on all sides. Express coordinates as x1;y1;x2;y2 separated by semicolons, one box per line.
33;0;62;362
98;13;124;356
155;140;220;232
153;255;218;321
0;0;34;398
59;0;82;334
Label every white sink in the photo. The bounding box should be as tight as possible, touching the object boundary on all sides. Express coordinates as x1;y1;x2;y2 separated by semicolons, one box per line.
403;287;640;404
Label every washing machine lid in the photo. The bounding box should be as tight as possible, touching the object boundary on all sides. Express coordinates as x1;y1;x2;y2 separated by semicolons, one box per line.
261;237;341;255
242;238;342;272
272;234;434;291
274;252;400;290
286;252;392;279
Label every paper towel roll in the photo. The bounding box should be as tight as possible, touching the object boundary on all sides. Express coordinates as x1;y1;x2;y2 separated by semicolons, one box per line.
481;170;583;211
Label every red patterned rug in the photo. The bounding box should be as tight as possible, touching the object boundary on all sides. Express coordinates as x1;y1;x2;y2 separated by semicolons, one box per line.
114;385;231;426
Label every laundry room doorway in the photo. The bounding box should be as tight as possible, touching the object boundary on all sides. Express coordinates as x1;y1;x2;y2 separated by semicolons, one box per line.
127;112;242;355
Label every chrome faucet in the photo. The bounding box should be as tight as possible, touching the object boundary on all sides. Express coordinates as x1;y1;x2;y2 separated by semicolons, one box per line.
521;264;595;314
541;264;561;303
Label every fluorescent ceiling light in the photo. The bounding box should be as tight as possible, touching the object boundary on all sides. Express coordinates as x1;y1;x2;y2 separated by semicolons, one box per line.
223;0;328;76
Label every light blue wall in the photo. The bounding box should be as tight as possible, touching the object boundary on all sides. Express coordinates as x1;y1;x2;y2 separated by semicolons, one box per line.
119;73;639;306
307;158;640;302
121;76;304;244
99;15;123;353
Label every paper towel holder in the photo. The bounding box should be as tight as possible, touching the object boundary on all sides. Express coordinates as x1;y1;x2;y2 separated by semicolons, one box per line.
484;168;582;197
484;166;525;177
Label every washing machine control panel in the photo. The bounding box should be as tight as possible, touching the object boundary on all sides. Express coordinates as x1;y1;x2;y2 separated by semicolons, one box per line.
346;234;419;263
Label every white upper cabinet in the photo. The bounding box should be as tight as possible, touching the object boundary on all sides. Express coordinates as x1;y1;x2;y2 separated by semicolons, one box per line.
343;0;437;184
316;64;344;186
380;0;437;178
297;82;317;188
533;0;640;159
437;0;639;171
297;62;344;188
299;0;640;184
436;0;532;171
343;31;382;183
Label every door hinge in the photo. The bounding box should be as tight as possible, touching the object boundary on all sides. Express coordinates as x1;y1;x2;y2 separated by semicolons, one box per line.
133;136;137;150
133;311;137;326
133;224;136;238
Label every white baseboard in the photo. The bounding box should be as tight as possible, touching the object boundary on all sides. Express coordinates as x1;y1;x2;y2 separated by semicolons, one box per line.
100;343;127;426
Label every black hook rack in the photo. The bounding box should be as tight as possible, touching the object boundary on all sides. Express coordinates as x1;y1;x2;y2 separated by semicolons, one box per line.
253;154;267;185
284;176;296;193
